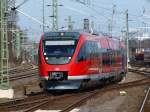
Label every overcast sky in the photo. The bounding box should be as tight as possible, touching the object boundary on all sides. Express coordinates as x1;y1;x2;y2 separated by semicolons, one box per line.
16;0;150;41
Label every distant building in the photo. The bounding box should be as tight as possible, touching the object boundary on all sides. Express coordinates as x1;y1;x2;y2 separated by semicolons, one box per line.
129;33;150;60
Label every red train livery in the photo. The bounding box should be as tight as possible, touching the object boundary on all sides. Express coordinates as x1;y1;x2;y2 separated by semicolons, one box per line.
38;31;127;90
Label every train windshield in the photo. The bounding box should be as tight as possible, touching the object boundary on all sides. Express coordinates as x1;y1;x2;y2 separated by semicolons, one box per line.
43;40;77;64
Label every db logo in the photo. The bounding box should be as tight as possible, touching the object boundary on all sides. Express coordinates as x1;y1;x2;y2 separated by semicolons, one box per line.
55;68;60;70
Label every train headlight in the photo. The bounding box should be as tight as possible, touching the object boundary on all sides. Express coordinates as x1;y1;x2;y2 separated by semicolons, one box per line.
60;32;64;36
45;57;48;60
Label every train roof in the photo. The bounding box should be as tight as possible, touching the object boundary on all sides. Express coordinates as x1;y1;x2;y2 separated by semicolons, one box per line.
43;31;121;40
43;31;99;40
43;31;81;40
42;31;125;50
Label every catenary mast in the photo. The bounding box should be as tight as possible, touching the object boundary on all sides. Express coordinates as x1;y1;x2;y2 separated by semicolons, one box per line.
0;0;10;89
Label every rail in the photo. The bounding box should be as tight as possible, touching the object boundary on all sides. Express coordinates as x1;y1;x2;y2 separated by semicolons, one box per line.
139;86;150;112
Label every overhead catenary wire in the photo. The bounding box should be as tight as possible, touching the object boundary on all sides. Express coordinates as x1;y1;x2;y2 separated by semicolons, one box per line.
62;4;109;25
76;1;150;29
90;2;150;30
72;1;124;24
70;1;124;32
13;0;150;36
16;0;31;9
63;5;90;16
75;1;146;20
10;0;51;30
69;0;111;20
16;9;51;28
11;0;31;11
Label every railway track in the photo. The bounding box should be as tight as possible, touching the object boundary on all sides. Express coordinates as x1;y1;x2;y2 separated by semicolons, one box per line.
61;78;150;112
60;68;150;112
129;67;150;112
10;65;34;74
3;64;39;82
1;64;38;82
129;61;145;67
10;69;38;81
0;92;47;111
0;91;82;112
129;68;150;77
0;66;149;112
0;64;35;75
0;76;149;112
0;65;38;82
10;67;37;76
139;86;150;112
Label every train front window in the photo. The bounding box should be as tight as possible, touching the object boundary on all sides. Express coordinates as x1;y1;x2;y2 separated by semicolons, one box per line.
43;40;76;64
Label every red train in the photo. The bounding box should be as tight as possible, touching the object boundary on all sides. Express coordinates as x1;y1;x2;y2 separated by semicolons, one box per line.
133;50;150;66
38;31;127;91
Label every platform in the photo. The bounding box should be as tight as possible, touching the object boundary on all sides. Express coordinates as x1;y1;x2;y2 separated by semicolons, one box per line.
0;89;14;99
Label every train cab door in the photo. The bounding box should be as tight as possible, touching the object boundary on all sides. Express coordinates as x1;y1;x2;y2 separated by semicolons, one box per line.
89;41;100;75
121;50;126;70
107;50;111;73
75;42;89;75
117;50;122;71
114;50;119;71
102;51;110;73
109;50;114;73
99;52;102;74
101;52;105;73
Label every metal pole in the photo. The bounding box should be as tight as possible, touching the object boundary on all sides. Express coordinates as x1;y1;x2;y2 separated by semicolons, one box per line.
109;1;116;36
52;0;58;31
42;0;45;32
15;31;21;59
0;0;10;89
68;16;73;31
125;9;129;72
91;21;94;31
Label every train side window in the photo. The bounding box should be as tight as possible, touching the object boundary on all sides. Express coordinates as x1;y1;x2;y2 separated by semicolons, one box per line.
77;43;86;62
85;41;94;60
90;42;94;58
87;41;99;59
107;53;110;65
93;42;99;58
112;51;115;65
102;53;107;65
77;41;100;62
85;41;91;59
102;52;111;66
117;50;121;62
109;51;111;65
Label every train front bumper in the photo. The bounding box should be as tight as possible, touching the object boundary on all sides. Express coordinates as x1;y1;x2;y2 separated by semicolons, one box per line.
39;78;82;90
